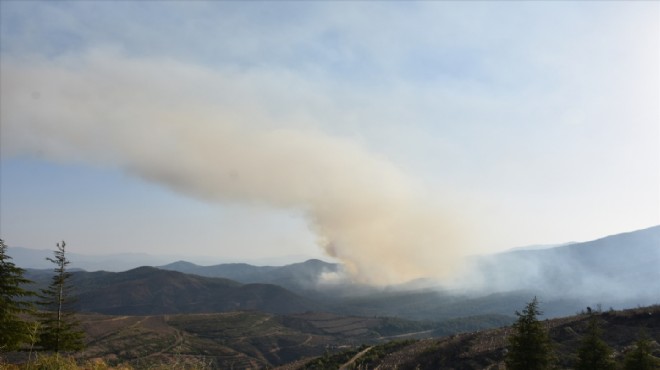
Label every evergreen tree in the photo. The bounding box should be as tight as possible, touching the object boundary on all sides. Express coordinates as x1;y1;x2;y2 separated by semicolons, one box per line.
37;241;84;352
0;238;35;351
505;296;554;370
624;333;660;370
575;315;616;370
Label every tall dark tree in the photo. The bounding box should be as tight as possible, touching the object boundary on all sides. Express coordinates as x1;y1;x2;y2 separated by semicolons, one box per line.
624;332;660;370
0;238;35;351
505;296;554;370
37;241;84;352
575;315;616;370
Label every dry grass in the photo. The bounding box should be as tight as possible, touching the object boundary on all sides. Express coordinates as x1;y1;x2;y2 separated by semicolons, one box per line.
0;353;214;370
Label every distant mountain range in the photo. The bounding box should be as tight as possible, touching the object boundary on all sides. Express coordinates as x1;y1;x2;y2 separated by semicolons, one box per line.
9;227;659;369
160;225;660;318
460;225;660;301
6;246;320;272
8;248;192;271
15;225;660;321
159;258;341;292
25;266;320;315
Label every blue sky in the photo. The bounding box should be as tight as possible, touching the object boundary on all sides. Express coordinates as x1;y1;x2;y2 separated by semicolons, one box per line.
1;1;658;283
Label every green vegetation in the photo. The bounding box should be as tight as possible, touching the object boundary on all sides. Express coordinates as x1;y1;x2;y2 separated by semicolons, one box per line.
505;297;554;370
575;315;616;370
624;332;660;370
2;238;660;369
36;241;85;352
0;239;35;351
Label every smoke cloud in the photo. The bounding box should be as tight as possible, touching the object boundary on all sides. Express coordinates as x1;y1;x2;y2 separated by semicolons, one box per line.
1;51;470;284
444;226;660;309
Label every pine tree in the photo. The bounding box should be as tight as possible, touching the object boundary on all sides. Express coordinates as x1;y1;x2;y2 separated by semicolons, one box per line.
0;238;35;351
37;241;84;352
575;315;616;370
505;296;554;370
624;333;660;370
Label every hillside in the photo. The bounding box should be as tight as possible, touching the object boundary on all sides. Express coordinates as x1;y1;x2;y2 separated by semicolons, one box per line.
160;259;341;292
5;226;659;369
19;226;660;322
3;311;452;368
25;266;321;315
4;305;655;369
331;225;660;321
22;265;519;323
462;225;660;301
331;290;587;322
279;305;660;370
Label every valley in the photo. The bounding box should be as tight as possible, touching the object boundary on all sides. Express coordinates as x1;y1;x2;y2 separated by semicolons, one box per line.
4;226;659;369
280;305;660;369
17;311;446;368
3;3;658;368
4;305;658;369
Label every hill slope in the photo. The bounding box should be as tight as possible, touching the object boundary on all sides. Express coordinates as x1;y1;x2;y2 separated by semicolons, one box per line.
26;266;320;315
2;311;448;368
333;225;660;321
463;225;660;301
279;305;660;370
19;226;660;322
160;259;341;292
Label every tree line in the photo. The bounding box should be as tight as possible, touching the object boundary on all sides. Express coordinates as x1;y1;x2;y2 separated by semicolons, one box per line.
1;239;84;354
506;296;659;370
2;237;659;369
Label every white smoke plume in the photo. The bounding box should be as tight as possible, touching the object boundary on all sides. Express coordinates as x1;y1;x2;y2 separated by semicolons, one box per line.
1;51;470;284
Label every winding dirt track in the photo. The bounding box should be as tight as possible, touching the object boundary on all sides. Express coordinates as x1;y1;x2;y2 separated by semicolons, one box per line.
378;329;436;340
339;346;373;370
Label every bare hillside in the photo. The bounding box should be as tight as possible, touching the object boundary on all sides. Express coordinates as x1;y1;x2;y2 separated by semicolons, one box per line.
281;305;660;370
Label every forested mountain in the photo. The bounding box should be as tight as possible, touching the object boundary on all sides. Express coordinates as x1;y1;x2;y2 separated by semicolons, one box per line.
160;259;341;292
25;267;321;315
318;226;660;321
460;225;660;302
5;226;660;369
19;226;660;321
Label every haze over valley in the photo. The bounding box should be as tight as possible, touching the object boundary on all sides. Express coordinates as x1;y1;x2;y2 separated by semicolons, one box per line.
1;1;658;368
14;225;660;321
4;226;658;368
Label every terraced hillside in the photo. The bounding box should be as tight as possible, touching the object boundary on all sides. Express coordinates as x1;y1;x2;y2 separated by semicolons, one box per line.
28;311;440;368
279;305;660;369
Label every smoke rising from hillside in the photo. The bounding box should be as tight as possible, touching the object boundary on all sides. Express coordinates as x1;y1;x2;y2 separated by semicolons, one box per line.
444;226;660;307
1;52;469;284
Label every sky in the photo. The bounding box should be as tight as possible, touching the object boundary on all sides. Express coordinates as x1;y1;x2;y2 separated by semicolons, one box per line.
1;1;658;284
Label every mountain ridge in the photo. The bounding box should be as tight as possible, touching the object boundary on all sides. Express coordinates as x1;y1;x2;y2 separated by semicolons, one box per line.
16;225;660;322
159;258;341;292
24;266;321;315
461;224;660;300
